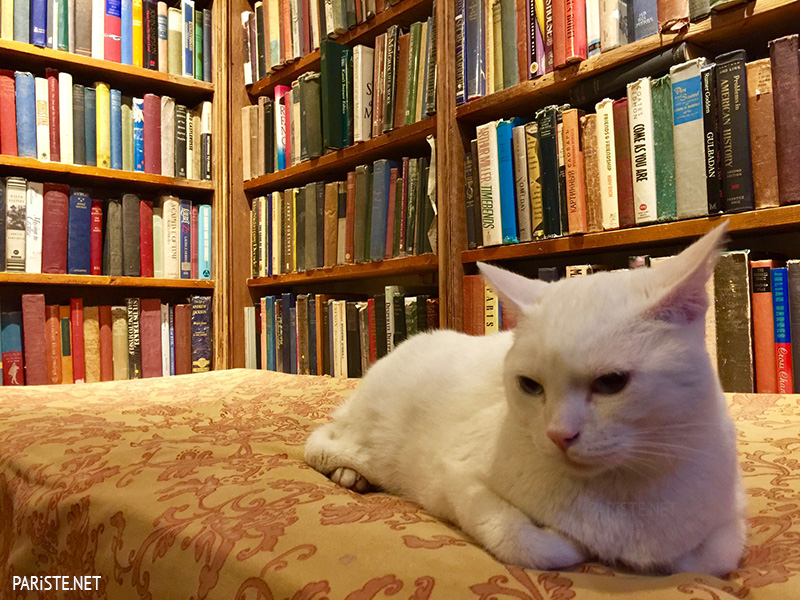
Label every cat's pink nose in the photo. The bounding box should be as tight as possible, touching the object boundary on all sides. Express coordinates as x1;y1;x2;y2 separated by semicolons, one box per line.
547;428;580;452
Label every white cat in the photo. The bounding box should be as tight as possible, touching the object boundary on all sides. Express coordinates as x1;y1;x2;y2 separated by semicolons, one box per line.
305;223;745;576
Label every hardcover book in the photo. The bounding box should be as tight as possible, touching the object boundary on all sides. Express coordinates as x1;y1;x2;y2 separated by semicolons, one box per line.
769;35;800;206
746;59;779;209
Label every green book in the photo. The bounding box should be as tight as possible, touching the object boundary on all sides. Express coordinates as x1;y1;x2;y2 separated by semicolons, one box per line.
353;165;370;264
341;45;353;147
58;0;69;50
393;175;403;257
194;12;203;81
405;158;419;253
404;22;422;126
500;0;518;89
651;74;677;222
382;24;399;133
121;96;134;171
320;39;347;151
299;72;322;159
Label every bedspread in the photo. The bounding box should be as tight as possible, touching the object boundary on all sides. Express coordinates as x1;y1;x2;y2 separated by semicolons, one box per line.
1;369;799;599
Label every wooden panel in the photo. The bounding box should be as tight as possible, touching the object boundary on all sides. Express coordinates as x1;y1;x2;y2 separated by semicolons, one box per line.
0;273;215;288
243;117;436;193
462;206;800;263
248;254;439;289
0;39;214;102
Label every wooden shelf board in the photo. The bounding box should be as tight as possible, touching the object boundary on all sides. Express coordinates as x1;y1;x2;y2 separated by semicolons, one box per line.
243;116;436;193
462;206;800;263
0;39;214;100
0;273;215;288
0;155;214;194
248;253;438;288
455;0;800;123
248;0;433;98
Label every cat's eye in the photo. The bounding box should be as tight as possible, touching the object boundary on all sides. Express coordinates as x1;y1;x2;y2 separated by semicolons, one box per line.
518;376;543;395
591;372;630;395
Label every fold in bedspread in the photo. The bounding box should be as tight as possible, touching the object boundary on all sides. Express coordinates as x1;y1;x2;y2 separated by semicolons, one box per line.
1;369;799;599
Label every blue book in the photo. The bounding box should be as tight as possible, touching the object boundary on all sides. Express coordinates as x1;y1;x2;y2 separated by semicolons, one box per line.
182;0;194;77
14;72;36;159
197;203;212;279
308;295;317;375
67;190;92;274
1;311;24;386
281;293;294;374
464;0;486;100
132;97;144;172
31;0;48;46
168;305;175;375
368;159;397;261
632;0;659;41
179;199;191;278
772;267;793;391
265;295;276;371
110;89;122;169
14;0;30;43
496;119;520;244
84;87;97;166
121;0;133;65
455;0;466;104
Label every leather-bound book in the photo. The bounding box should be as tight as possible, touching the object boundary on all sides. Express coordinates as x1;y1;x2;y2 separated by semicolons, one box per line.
0;70;18;156
98;305;114;381
45;68;61;162
22;294;48;385
90;199;103;275
67;189;92;275
768;35;800;206
103;197;123;276
323;182;338;267
140;298;163;378
174;303;192;374
580;114;602;232
125;297;142;379
41;183;70;274
139;198;154;277
70;297;85;383
715;250;754;392
658;0;688;33
746;58;779;209
612;98;635;228
122;194;141;277
83;305;101;383
45;304;63;384
143;93;162;174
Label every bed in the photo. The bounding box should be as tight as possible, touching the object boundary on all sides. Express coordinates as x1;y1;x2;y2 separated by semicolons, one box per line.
1;368;799;599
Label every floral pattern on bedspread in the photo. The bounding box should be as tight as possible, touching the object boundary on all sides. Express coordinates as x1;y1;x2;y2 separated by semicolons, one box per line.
0;370;798;599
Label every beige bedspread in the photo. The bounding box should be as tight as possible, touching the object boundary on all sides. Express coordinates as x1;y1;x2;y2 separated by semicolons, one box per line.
1;369;799;599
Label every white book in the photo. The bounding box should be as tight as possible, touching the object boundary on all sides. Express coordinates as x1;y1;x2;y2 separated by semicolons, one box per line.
244;305;257;369
309;0;320;50
169;7;184;76
566;264;595;277
160;195;181;278
34;77;50;162
267;0;281;68
586;0;601;57
384;285;399;353
627;77;657;224
484;283;499;334
259;195;268;277
599;0;627;51
475;120;503;246
353;45;375;143
181;0;195;77
512;124;532;242
241;14;252;83
186;107;195;179
52;0;59;49
290;0;300;60
161;303;171;374
68;0;75;51
671;58;709;219
91;0;104;59
324;0;335;37
5;177;27;271
161;96;175;177
272;191;282;275
58;72;74;164
25;182;43;273
595;99;619;230
111;306;129;380
334;300;348;377
152;204;163;277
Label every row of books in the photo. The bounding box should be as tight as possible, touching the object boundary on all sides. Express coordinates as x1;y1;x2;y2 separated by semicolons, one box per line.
0;294;212;386
465;37;800;248
465;250;800;395
250;154;434;278
4;0;212;81
240;0;407;84
0;178;212;279
0;69;212;180
244;288;439;377
455;0;739;100
242;27;435;178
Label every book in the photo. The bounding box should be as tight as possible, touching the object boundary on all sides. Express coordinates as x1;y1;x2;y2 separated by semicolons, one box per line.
0;70;18;157
179;198;191;277
161;195;180;278
626;78;657;225
161;96;175;177
98;305;113;381
83;305;101;383
125;297;142;378
181;0;195;77
658;0;688;32
715;250;753;392
612;98;634;229
168;7;182;75
786;261;800;391
15;72;36;159
103;197;122;275
110;89;122;169
34;77;50;162
122;193;141;276
121;0;133;63
475;120;502;245
1;312;24;385
22;294;47;385
139;298;162;378
84;86;97;166
139;199;154;277
771;267;793;394
600;0;627;51
143;93;161;174
580;114;602;232
45;304;63;383
105;0;122;61
70;297;85;383
95;82;111;168
751;259;779;393
90;199;103;275
523;123;545;238
594;99;618;230
769;35;800;206
25;182;43;273
746;59;779;209
700;65;722;215
111;305;128;380
67;189;91;274
5;177;27;271
496;119;520;244
58;72;73;164
562;108;587;233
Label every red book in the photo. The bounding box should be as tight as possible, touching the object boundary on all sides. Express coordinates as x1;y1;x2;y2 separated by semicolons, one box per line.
104;0;122;62
90;199;104;275
174;303;192;375
45;68;60;162
139;298;163;378
143;93;161;174
462;275;486;336
191;203;199;278
139;199;154;277
70;298;86;383
384;167;398;259
752;260;780;393
45;304;62;384
300;0;310;55
564;0;587;64
22;294;48;385
612;98;635;228
98;305;113;382
367;298;378;366
400;157;409;255
344;171;355;263
515;0;529;81
280;0;291;62
41;183;70;274
553;0;566;68
0;69;18;156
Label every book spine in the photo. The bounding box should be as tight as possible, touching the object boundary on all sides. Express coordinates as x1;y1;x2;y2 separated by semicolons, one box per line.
563;108;588;233
57;72;73;164
126;297;142;378
34;77;50;162
31;0;48;46
132;97;144;171
475;123;501;246
191;295;212;371
612;98;634;228
752;261;777;393
700;65;722;215
179;198;191;278
564;0;586;63
650;75;677;221
627;78;657;224
769;35;800;206
69;297;85;383
15;73;36;159
202;9;211;82
121;0;132;64
595;99;619;229
144;0;159;70
139;199;154;277
181;0;195;77
45;304;63;383
5;178;28;271
67;190;91;275
198;204;211;279
105;0;122;61
523;123;544;238
83;86;96;166
21;294;47;385
2;312;25;385
121;193;141;276
746;59;779;210
787;261;800;391
465;0;487;98
536;106;562;236
580;114;602;232
771;267;794;394
25;182;44;274
632;0;658;40
510;125;531;243
90;198;103;275
600;0;626;51
496;120;519;244
94;82;111;168
110;89;122;170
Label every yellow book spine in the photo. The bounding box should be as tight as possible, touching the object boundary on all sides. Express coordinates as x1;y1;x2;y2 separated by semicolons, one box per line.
111;306;129;380
0;0;13;39
59;306;74;384
291;188;297;272
95;82;111;168
132;0;144;68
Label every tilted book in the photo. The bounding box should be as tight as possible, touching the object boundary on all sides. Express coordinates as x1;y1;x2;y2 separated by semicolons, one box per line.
626;77;657;224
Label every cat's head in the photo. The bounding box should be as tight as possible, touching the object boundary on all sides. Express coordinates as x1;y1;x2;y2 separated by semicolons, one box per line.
479;223;728;478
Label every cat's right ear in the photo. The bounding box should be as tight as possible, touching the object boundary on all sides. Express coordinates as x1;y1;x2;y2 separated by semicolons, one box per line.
478;262;550;318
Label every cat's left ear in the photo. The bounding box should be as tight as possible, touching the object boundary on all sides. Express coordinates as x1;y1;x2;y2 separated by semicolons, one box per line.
478;262;550;317
645;222;728;324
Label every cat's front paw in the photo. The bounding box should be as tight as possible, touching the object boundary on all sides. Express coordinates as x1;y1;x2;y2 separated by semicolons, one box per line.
330;467;372;493
496;524;587;570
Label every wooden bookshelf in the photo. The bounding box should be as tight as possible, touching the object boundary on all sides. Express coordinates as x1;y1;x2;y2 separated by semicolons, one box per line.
0;155;214;195
462;206;800;263
0;273;215;289
243;117;436;193
248;0;433;98
0;39;214;103
455;0;800;123
248;254;438;289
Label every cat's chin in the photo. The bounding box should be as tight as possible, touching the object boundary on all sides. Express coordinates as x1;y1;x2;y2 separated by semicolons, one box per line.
557;454;609;477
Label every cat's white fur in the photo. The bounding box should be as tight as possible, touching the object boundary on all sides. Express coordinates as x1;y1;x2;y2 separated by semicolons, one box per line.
305;223;745;575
